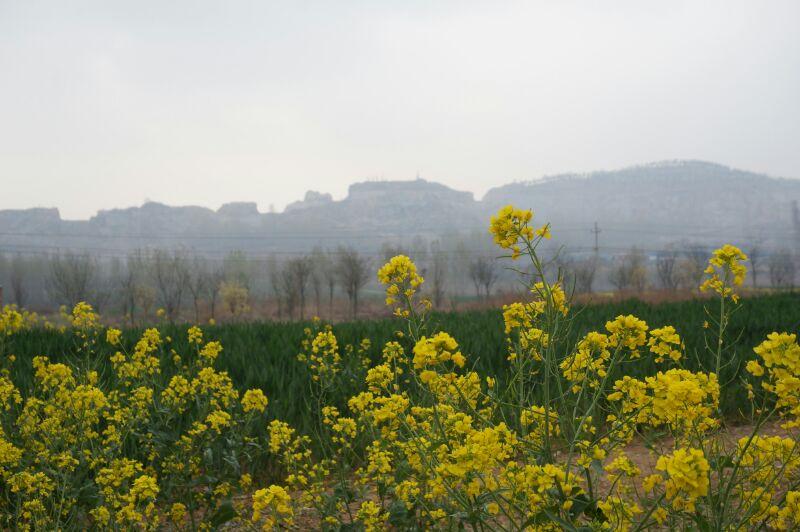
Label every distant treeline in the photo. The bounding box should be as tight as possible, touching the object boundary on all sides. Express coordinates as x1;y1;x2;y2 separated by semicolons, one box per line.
1;236;795;324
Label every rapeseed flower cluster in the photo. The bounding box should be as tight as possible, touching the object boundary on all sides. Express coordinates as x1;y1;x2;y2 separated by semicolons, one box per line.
251;484;293;530
606;314;649;355
532;280;568;316
502;301;537;334
699;243;748;301
297;323;341;382
412;332;465;370
489;204;550;259
749;332;800;428
377;254;428;317
609;369;720;435
656;448;710;512
0;304;39;336
561;331;612;391
0;309;270;530
648;325;683;363
66;301;100;330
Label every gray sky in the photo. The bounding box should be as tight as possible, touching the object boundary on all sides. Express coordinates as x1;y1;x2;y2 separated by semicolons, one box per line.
2;1;799;220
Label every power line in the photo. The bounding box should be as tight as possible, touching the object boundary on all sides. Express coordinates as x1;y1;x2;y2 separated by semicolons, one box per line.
0;222;793;240
0;241;790;262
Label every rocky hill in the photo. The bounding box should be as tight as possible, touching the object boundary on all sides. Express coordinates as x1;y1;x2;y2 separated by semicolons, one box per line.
482;160;800;250
2;161;798;256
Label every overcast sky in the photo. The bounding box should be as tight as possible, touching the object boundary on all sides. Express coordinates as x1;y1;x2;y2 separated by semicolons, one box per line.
1;1;799;220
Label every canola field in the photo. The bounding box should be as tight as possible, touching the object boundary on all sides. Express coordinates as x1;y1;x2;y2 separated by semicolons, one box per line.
5;293;800;434
1;205;800;530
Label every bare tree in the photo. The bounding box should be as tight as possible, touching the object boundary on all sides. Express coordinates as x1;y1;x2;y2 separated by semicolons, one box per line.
748;246;762;288
118;251;145;327
223;250;251;289
148;249;189;322
381;243;407;262
10;254;27;307
608;257;629;292
310;248;326;317
679;244;708;290
287;256;313;320
429;243;448;309
118;259;137;327
656;247;680;291
266;257;280;320
609;247;648;293
89;261;115;313
453;240;471;299
336;247;370;319
573;256;598;294
468;260;482;299
279;264;298;320
468;257;498;300
322;252;338;319
482;260;499;299
769;250;795;288
186;256;211;324
310;268;323;318
47;252;97;306
555;251;596;294
207;266;225;321
135;284;156;320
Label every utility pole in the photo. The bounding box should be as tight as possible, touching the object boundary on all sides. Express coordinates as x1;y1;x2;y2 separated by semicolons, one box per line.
591;222;601;254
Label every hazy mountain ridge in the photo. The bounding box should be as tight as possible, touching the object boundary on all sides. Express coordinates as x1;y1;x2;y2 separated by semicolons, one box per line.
482;161;800;249
2;161;799;255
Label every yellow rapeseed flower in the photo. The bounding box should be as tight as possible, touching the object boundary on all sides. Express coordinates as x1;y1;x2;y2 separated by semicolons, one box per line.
242;388;269;413
656;448;710;512
699;244;747;301
489;205;535;259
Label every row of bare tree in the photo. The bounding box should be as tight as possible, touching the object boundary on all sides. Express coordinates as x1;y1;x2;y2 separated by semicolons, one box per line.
267;248;370;321
0;247;379;323
559;245;797;294
0;244;797;321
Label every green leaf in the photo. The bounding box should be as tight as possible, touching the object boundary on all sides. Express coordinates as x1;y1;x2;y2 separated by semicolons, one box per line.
203;447;214;466
709;455;734;470
209;499;237;527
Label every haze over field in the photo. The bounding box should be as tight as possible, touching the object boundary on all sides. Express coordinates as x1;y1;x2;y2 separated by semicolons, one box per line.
2;1;799;219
